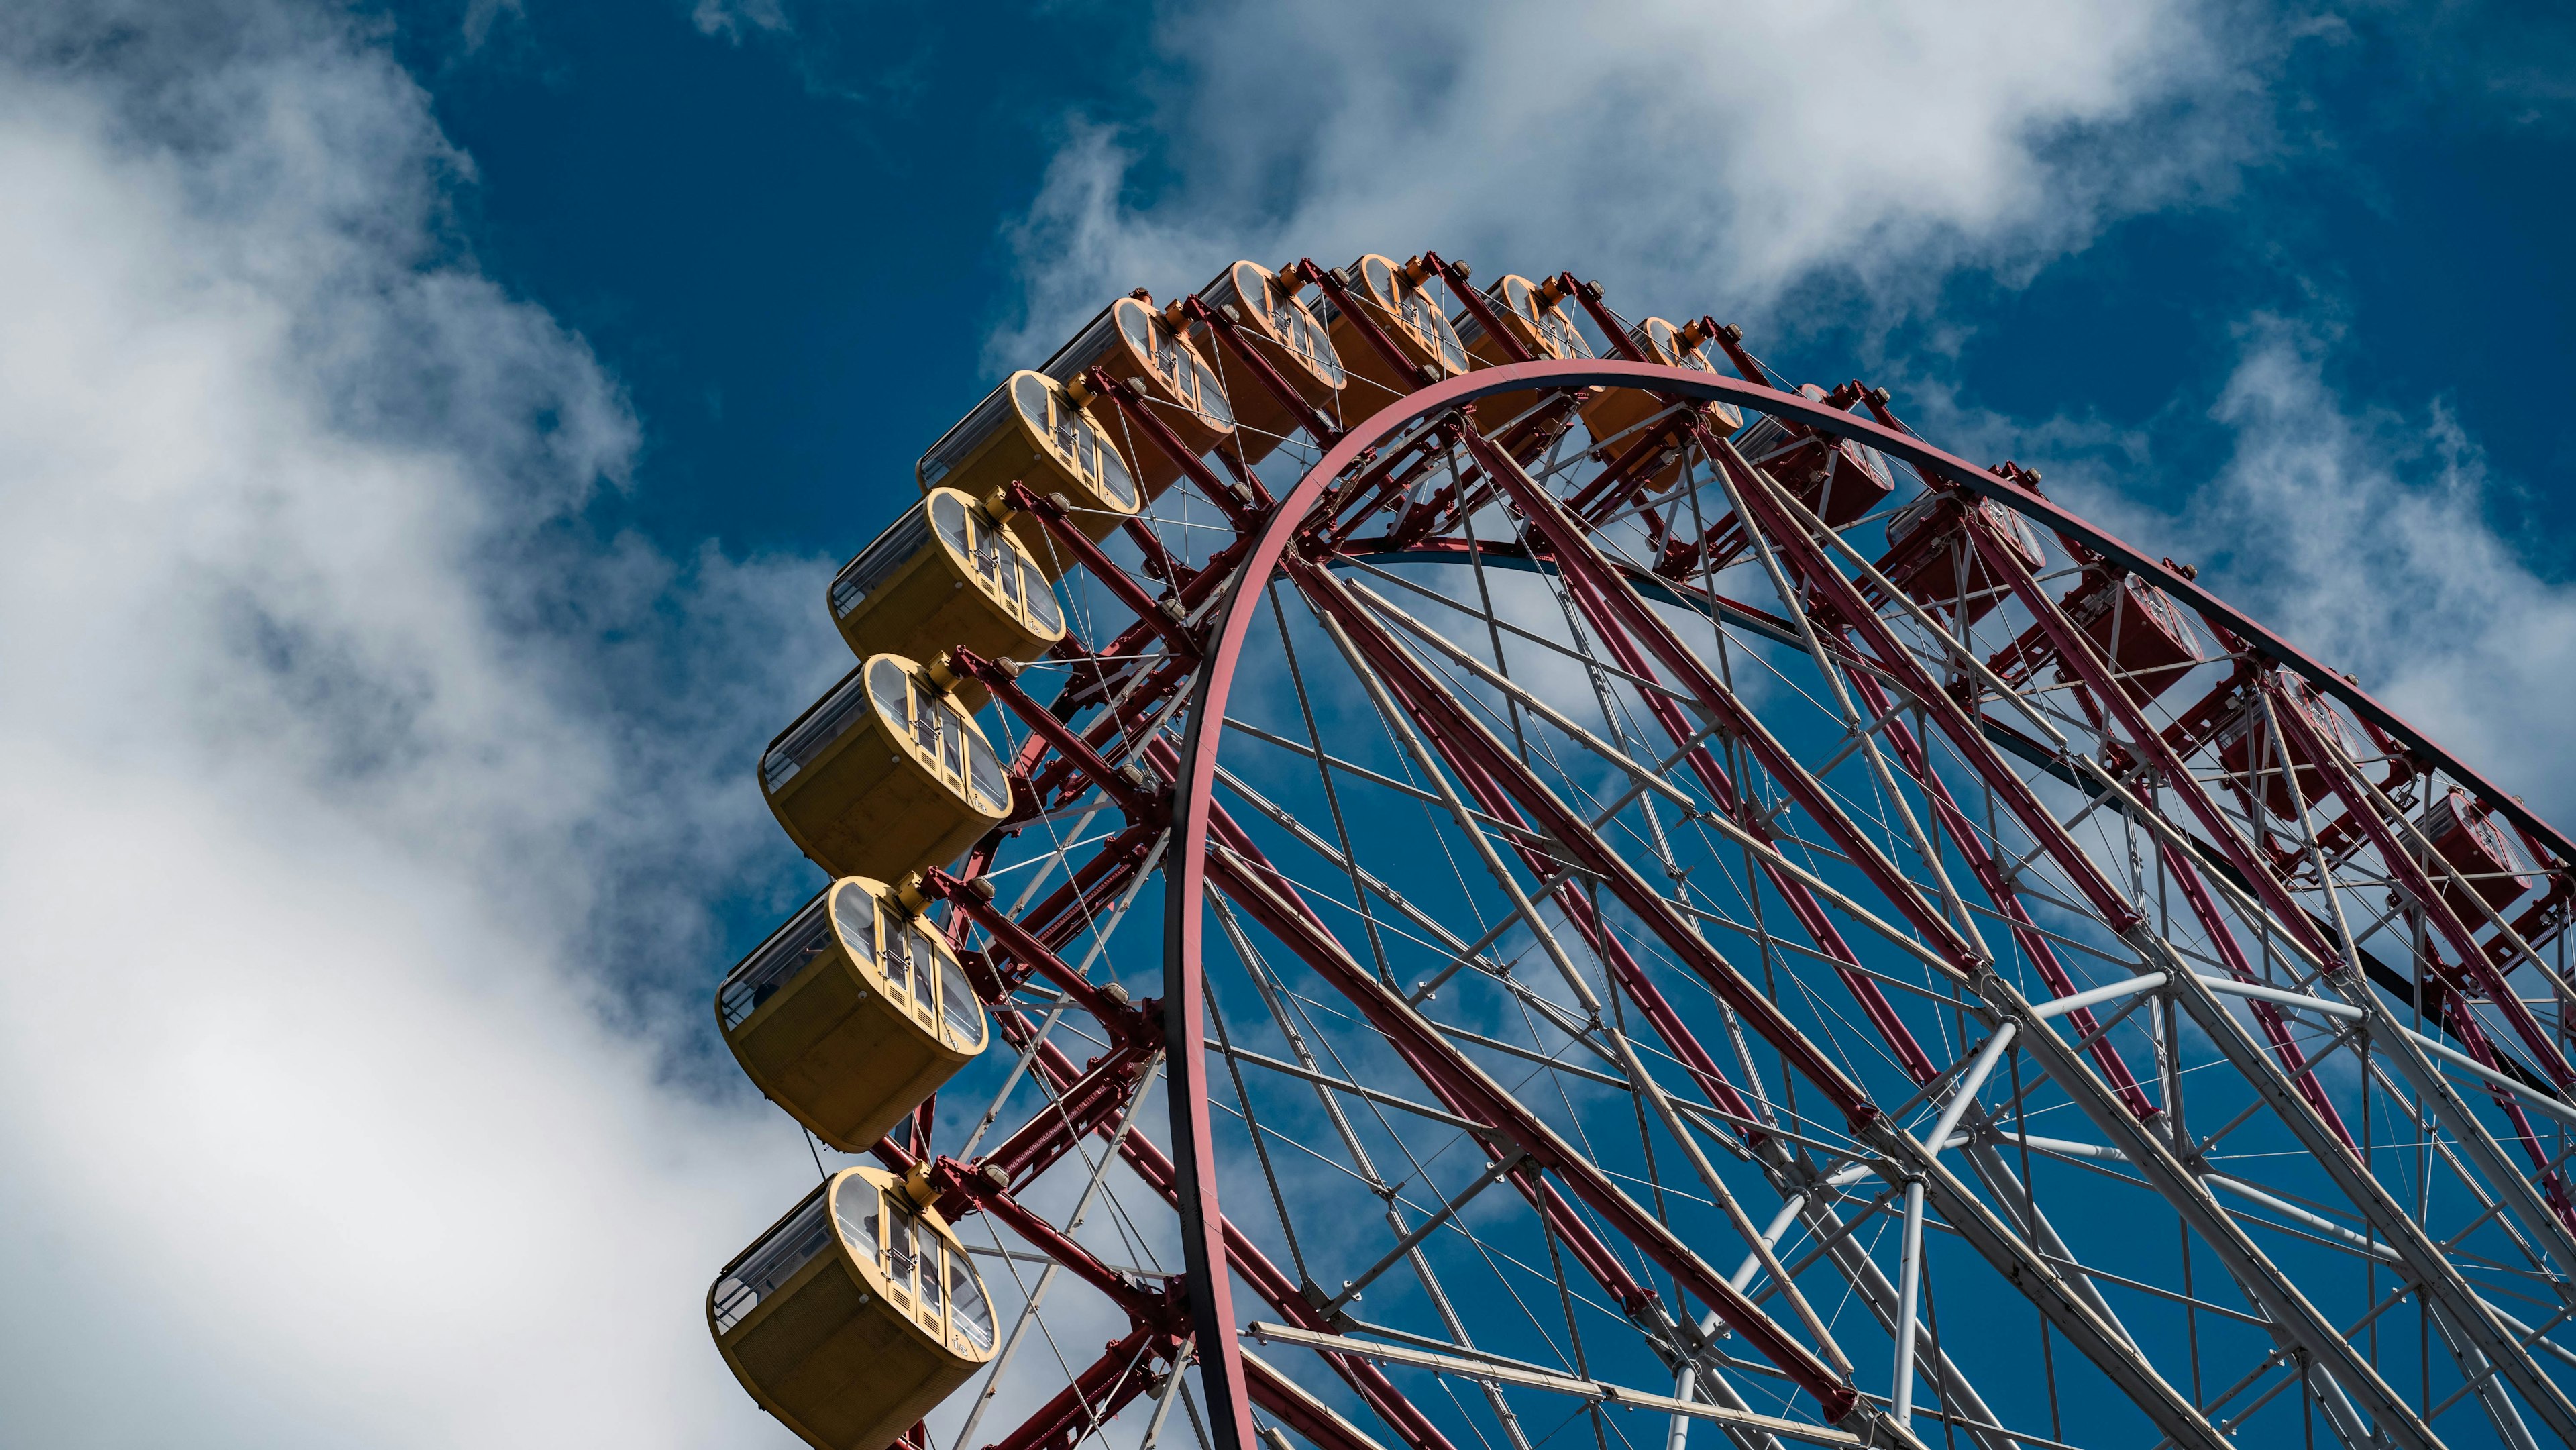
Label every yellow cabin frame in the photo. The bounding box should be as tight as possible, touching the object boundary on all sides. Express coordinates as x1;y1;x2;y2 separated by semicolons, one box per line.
832;489;1066;708
712;1167;999;1450
917;371;1140;576
719;876;988;1153
762;654;1012;882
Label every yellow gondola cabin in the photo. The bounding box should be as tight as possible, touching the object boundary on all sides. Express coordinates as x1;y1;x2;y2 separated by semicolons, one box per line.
1580;317;1746;494
1452;272;1591;432
1191;260;1346;464
718;876;988;1153
830;488;1067;708
1319;254;1470;407
1041;295;1235;501
762;655;1013;883
916;371;1140;576
712;1167;998;1450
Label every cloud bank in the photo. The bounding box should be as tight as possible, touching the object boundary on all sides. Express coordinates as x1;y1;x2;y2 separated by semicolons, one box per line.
0;3;840;1444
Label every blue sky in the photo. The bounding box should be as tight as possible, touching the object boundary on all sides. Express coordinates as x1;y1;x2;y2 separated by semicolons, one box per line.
390;1;2576;562
3;1;2575;1447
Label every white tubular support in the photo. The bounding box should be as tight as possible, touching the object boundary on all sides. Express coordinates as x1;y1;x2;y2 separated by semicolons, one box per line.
1890;1180;1928;1428
2030;972;2167;1021
1243;1323;1865;1449
2202;1174;2404;1265
2194;974;2363;1022
1730;1194;1811;1292
2403;1031;2576;1129
1923;1023;2018;1158
2194;975;2576;1128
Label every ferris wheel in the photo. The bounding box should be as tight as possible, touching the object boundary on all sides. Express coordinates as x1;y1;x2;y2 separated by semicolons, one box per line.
701;250;2576;1450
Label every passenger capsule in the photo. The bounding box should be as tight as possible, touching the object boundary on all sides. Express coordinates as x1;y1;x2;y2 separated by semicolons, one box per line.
831;488;1066;709
2066;572;2206;702
719;877;987;1153
1728;382;1890;530
1580;316;1747;490
1319;253;1470;407
1878;492;2045;625
763;655;1014;883
1453;272;1591;431
2422;788;2536;922
1041;296;1234;501
916;371;1140;578
711;1168;998;1450
1193;260;1346;462
2214;680;2349;819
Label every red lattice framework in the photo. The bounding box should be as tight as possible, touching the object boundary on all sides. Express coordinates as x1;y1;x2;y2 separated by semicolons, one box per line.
845;256;2576;1450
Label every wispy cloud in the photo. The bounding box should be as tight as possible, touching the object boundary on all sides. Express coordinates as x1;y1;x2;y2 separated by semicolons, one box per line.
0;3;839;1443
990;0;2270;367
2082;320;2576;819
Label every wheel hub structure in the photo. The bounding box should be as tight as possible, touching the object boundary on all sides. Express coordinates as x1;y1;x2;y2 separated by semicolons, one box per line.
708;254;2576;1450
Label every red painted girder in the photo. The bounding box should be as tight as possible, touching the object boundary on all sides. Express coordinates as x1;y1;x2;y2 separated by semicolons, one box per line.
1293;258;1426;390
973;1039;1157;1193
941;1157;1177;1323
985;1322;1175;1450
1689;422;2147;940
1468;424;1983;974
2047;680;2350;1136
1381;399;1578;553
983;1003;1464;1450
1179;292;1343;450
2261;674;2576;1091
1192;797;1665;1318
1505;511;1945;1088
1293;556;1881;1129
959;648;1169;825
1014;823;1160;953
2150;828;2358;1149
1567;415;1690;521
1964;517;2361;972
1422;252;1532;365
928;866;1161;1035
1560;274;1646;364
1005;483;1203;660
1085;364;1267;531
1843;669;2159;1117
1150;354;2576;1450
1199;841;1858;1420
1027;655;1200;809
1364;357;2575;867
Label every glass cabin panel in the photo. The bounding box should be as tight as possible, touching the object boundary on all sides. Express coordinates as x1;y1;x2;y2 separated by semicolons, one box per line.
720;892;837;1030
1020;559;1063;635
965;730;1009;815
712;1188;833;1334
831;508;934;621
949;1253;994;1351
906;923;938;1020
763;668;877;792
938;957;983;1049
919;1241;947;1328
932;492;972;557
831;884;878;968
888;1212;920;1304
833;1176;880;1264
1012;374;1051;432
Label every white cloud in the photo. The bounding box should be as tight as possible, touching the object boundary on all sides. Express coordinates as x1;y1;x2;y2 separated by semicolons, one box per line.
2103;321;2576;819
0;4;842;1445
993;0;2264;367
694;0;791;41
